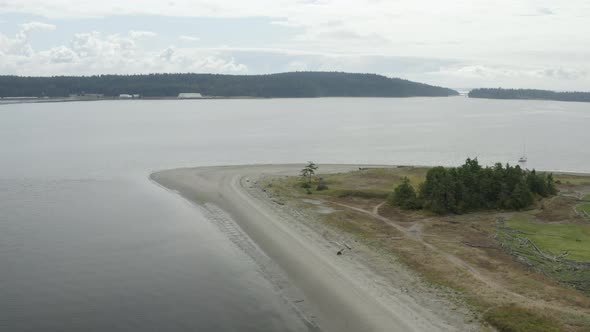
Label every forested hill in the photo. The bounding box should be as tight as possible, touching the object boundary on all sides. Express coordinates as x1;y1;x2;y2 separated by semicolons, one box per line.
0;72;458;98
469;88;590;103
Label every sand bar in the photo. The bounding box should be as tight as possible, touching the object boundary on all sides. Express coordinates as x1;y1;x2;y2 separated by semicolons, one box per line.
151;164;477;332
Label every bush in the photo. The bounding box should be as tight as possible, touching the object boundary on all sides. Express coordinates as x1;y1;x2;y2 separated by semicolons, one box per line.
301;182;311;189
316;178;329;191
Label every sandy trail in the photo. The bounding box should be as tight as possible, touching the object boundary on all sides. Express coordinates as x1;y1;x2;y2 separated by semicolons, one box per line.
151;164;477;332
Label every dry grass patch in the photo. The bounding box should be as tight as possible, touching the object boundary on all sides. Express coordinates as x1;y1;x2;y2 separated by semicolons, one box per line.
484;304;561;332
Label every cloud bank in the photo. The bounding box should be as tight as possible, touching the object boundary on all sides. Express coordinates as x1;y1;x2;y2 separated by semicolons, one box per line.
0;1;589;90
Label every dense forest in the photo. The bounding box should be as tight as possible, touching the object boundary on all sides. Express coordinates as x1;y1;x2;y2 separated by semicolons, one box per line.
0;72;458;98
390;159;557;214
469;88;590;103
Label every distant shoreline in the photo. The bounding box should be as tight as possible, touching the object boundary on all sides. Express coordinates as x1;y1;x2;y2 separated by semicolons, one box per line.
469;88;590;103
0;72;459;100
0;96;266;105
0;95;461;105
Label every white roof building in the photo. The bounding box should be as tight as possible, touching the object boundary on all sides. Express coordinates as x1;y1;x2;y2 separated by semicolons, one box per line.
178;93;203;99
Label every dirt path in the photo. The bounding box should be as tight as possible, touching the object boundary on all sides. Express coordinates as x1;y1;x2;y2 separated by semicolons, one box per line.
330;200;590;318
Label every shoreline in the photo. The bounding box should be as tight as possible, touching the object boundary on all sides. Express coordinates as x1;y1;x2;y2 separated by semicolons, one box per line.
150;164;480;332
0;95;461;106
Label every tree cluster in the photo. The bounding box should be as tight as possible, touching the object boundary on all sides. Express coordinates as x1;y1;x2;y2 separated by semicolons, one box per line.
0;72;458;98
469;88;590;103
389;159;557;214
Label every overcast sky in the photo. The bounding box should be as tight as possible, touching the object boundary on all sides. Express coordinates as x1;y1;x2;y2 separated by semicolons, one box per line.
0;0;588;90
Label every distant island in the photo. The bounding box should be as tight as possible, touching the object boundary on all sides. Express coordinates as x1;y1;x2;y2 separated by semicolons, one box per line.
0;72;458;99
469;88;590;103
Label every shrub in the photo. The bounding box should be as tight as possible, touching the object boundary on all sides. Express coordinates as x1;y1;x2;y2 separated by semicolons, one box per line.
301;182;311;189
316;178;328;191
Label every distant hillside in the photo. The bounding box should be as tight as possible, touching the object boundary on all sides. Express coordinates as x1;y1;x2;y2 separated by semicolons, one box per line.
469;88;590;103
0;72;458;98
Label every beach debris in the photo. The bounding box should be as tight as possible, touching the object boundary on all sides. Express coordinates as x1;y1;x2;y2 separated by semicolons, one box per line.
333;240;352;255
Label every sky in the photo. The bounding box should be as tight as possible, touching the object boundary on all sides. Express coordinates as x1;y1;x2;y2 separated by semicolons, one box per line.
0;0;589;90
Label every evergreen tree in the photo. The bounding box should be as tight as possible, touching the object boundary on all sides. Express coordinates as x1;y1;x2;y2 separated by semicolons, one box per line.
389;177;420;209
392;159;558;215
546;173;557;195
300;161;318;184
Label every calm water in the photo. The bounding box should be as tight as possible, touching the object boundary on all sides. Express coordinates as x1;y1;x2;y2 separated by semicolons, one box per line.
1;98;589;331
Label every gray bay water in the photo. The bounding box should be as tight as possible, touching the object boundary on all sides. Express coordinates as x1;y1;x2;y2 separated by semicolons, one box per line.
1;97;589;331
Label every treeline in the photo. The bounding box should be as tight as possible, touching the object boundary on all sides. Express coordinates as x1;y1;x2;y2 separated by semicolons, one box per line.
390;159;557;214
0;72;458;98
469;88;590;103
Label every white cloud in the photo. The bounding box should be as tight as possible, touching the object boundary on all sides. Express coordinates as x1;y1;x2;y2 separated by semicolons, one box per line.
417;63;590;90
129;30;157;39
0;1;589;89
20;21;56;33
179;35;201;42
0;28;248;76
0;21;56;57
41;45;78;63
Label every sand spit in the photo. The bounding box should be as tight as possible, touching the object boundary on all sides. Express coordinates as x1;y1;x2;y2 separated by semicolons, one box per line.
150;164;480;332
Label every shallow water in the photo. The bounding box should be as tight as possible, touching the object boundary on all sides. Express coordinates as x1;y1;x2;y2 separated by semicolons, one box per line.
0;97;588;331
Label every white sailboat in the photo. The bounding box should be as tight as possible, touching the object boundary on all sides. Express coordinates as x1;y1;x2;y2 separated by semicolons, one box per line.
518;145;527;164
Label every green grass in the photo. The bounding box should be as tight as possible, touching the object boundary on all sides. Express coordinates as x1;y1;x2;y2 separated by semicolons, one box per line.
506;216;590;262
484;305;560;332
499;216;590;293
554;174;590;186
577;204;590;215
264;167;428;200
311;167;427;198
582;194;590;201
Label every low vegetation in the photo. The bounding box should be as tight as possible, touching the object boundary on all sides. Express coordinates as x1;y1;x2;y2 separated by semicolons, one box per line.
506;216;590;262
498;215;590;293
577;204;590;216
483;305;561;332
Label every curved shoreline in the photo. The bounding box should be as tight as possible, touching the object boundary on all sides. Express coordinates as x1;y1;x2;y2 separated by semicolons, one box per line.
150;164;477;332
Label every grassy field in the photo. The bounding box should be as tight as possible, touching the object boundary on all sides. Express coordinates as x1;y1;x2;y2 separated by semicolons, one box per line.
554;174;590;186
578;204;590;215
282;166;428;201
583;194;590;201
263;166;590;332
506;216;590;261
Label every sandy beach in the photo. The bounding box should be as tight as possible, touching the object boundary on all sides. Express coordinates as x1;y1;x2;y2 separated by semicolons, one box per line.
150;165;480;332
